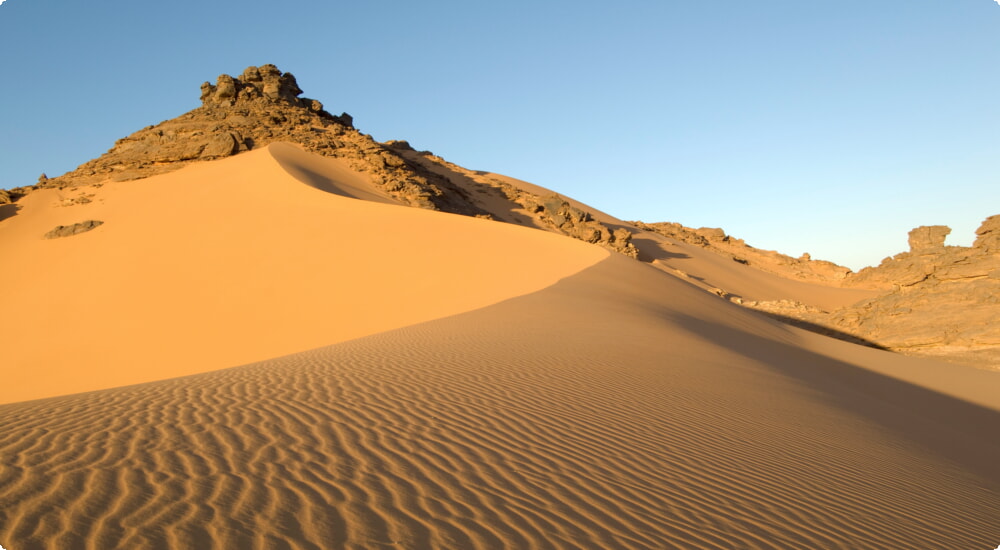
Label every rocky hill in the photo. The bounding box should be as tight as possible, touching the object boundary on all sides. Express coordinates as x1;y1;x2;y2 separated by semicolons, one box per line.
17;64;635;258
4;63;996;368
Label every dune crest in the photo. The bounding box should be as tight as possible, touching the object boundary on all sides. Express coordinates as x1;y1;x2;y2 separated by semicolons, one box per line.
0;144;606;403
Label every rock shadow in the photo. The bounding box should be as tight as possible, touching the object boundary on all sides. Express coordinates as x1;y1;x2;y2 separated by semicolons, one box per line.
0;203;20;223
629;232;691;261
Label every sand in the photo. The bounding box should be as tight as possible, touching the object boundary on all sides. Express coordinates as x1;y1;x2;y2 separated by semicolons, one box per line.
0;143;606;403
1;145;998;549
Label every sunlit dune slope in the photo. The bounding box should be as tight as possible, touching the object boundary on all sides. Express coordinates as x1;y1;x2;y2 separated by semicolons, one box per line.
0;143;607;403
1;252;998;549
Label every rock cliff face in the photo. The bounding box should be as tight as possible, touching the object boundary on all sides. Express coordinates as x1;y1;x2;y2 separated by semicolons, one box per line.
830;216;1000;364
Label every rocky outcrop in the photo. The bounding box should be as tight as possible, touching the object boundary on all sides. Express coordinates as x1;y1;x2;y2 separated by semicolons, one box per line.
829;216;1000;367
385;142;638;257
521;195;636;257
847;224;967;290
0;187;29;205
20;64;638;258
44;220;104;239
33;65;480;212
634;216;1000;368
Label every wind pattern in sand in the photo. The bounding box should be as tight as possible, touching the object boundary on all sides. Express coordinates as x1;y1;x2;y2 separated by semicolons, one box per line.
2;256;999;550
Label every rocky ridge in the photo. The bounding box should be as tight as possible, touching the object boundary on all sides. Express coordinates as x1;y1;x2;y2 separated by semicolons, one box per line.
632;221;853;284
20;64;634;256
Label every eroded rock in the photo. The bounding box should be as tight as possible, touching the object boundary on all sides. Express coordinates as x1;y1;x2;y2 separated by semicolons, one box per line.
907;225;951;253
830;215;1000;366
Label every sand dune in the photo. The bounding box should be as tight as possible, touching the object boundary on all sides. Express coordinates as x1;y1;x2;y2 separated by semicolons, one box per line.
0;143;605;403
1;253;998;549
2;145;999;549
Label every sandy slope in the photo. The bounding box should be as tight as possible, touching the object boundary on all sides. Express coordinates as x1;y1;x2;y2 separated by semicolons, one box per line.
1;253;998;549
0;143;606;403
1;145;998;549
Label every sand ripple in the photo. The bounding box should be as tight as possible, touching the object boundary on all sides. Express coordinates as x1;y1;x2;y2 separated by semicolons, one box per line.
2;256;999;549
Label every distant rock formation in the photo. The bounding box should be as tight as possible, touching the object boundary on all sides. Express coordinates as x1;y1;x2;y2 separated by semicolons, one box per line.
829;216;1000;364
631;221;853;284
633;216;1000;369
907;225;951;253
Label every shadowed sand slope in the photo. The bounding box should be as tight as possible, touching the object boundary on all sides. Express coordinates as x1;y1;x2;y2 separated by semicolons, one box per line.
0;144;606;403
1;253;998;549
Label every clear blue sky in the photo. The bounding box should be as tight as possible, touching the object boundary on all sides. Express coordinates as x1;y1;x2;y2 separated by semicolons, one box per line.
2;0;998;269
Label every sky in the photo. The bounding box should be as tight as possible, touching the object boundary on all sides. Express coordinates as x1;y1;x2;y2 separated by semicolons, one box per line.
1;0;997;270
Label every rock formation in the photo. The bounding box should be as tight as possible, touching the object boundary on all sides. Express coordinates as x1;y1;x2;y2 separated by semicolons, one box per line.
907;225;951;253
828;216;1000;365
11;64;638;257
521;194;636;257
385;141;638;257
7;64;995;366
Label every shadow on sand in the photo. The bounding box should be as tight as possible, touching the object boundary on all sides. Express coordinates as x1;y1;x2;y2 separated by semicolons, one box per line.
668;311;1000;490
0;203;20;223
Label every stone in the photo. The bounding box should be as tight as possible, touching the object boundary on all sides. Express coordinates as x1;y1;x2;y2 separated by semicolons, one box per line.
44;220;104;239
200;132;240;159
214;75;237;103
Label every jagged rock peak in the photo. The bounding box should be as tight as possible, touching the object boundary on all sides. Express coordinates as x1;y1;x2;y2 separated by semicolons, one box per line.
199;64;326;114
